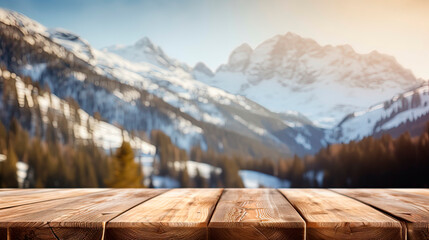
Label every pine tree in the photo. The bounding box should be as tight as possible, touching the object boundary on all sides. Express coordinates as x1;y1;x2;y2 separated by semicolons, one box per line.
0;122;6;151
178;166;190;188
0;146;18;187
148;177;154;188
220;156;244;188
209;169;220;187
106;141;143;188
193;168;206;188
27;138;46;187
74;150;98;188
289;155;305;187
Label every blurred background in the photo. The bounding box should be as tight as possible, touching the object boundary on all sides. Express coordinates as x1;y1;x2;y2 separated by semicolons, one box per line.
0;0;428;188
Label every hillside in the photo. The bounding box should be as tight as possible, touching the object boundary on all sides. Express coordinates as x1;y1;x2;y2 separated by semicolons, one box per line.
327;83;429;143
0;8;331;157
0;68;155;155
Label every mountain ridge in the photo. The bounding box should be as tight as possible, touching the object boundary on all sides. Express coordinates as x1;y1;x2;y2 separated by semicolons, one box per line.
196;32;422;127
1;8;327;157
1;8;427;158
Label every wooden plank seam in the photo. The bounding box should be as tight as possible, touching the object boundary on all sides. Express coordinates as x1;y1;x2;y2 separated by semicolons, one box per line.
330;189;408;240
275;189;307;239
1;189;428;239
101;189;172;240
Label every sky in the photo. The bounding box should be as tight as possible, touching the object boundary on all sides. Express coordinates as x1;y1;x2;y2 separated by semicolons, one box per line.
1;0;428;79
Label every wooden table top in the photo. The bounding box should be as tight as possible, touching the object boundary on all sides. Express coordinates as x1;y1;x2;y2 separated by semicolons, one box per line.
0;188;427;240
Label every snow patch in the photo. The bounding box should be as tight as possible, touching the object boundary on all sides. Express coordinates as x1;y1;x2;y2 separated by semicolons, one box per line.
295;133;312;150
239;170;291;188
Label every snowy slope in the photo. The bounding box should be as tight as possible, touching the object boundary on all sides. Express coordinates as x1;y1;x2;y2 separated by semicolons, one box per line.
1;8;328;157
48;31;293;152
197;32;422;128
44;25;325;155
104;38;192;72
13;8;426;156
239;170;291;188
0;9;209;153
0;8;48;36
327;83;429;143
0;68;156;156
96;43;327;155
174;160;221;179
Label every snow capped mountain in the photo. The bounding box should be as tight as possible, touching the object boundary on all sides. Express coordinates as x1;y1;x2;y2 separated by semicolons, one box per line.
3;8;426;159
0;8;47;36
47;27;324;155
197;32;422;128
48;28;95;63
103;37;191;72
1;8;329;157
327;83;429;143
192;62;214;79
223;43;253;72
0;9;206;152
92;39;325;156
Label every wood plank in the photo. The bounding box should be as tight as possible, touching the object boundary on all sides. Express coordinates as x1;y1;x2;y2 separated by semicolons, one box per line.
0;189;164;240
0;188;55;197
105;188;223;240
334;189;429;240
279;189;403;240
209;189;305;240
0;188;104;209
391;188;429;197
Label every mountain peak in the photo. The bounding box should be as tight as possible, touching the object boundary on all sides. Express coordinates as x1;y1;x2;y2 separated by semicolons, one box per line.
337;44;356;54
133;36;166;57
197;32;420;127
135;36;155;49
234;43;253;52
104;36;192;72
270;32;320;50
224;43;253;72
0;8;48;36
48;28;94;62
49;28;89;44
283;32;302;39
193;62;214;77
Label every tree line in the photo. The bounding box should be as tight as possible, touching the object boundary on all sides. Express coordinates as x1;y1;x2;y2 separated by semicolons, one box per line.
150;130;244;188
0;118;146;188
287;123;429;187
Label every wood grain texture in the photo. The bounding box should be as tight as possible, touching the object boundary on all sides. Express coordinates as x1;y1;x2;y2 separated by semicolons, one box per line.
0;188;164;240
105;188;223;240
0;188;427;240
334;189;429;240
209;189;305;240
0;188;104;209
391;189;429;197
280;189;403;240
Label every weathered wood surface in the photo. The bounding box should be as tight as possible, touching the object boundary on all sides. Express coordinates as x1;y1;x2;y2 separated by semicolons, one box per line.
106;188;223;240
0;188;104;209
0;188;428;240
280;189;403;239
209;189;305;240
0;189;164;240
334;189;429;240
392;188;429;197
